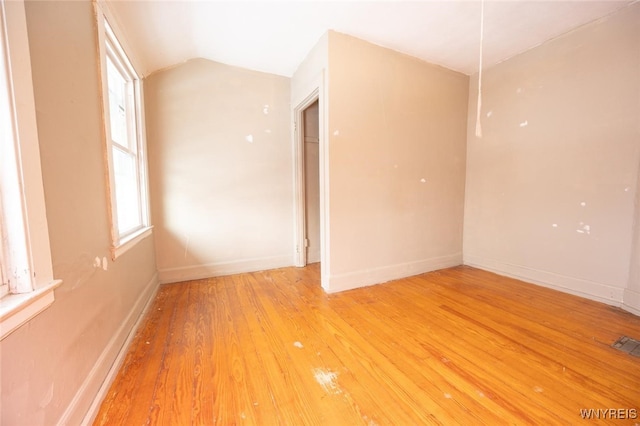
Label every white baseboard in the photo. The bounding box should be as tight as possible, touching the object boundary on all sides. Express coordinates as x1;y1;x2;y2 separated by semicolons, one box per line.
464;254;625;306
326;253;463;294
623;288;640;316
158;255;293;284
55;273;159;426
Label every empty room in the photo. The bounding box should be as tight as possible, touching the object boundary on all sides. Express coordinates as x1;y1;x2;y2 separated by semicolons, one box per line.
1;0;639;424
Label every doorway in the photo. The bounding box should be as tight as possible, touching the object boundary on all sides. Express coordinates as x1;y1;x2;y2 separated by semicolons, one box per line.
293;90;323;270
302;100;320;264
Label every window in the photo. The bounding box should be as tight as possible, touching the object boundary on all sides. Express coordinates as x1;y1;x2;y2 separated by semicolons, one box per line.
0;0;61;341
97;13;151;259
1;0;13;302
0;4;30;297
0;223;7;300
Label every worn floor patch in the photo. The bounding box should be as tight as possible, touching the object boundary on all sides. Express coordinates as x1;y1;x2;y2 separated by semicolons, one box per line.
612;336;640;357
313;368;340;394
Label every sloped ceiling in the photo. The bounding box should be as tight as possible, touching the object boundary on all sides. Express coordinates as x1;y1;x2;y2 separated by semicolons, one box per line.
105;0;633;77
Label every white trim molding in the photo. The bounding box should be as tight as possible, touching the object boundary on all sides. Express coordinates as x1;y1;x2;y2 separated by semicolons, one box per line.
291;68;330;291
464;254;626;306
111;226;153;260
325;253;463;294
94;3;152;259
56;272;159;426
158;255;293;284
0;0;61;336
0;279;62;341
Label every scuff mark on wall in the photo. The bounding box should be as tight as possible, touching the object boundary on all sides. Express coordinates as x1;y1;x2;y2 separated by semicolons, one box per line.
56;253;99;291
576;223;591;235
184;235;190;259
38;383;54;408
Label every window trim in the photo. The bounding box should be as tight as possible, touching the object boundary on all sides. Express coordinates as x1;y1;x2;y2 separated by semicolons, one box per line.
0;0;62;341
95;4;152;260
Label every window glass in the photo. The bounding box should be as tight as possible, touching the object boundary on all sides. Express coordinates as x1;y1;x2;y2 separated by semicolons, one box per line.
106;56;127;147
112;146;141;234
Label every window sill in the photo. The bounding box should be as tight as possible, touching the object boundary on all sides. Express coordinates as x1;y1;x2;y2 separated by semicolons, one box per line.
0;279;63;341
111;225;153;260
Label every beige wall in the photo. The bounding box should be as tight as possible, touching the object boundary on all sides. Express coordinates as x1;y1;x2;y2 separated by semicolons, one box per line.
145;59;293;283
464;4;640;308
1;1;158;424
4;4;637;422
326;32;469;291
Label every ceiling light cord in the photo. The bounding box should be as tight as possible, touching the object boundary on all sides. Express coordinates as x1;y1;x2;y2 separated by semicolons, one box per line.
475;0;485;138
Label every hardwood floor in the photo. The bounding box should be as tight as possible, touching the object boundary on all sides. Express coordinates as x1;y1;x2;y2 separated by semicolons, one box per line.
93;265;640;425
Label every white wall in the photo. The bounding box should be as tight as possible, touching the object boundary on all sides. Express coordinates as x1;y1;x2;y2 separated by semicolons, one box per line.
326;32;469;292
1;1;158;424
145;59;293;283
464;3;640;308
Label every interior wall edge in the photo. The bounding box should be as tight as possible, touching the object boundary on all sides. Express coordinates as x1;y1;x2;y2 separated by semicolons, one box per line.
325;253;462;294
56;273;160;426
157;255;293;285
464;255;625;307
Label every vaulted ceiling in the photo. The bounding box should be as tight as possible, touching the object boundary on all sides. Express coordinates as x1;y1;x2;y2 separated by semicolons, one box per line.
106;0;633;77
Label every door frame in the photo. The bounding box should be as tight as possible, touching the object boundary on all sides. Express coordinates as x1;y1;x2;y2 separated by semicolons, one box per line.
293;79;329;290
293;90;319;267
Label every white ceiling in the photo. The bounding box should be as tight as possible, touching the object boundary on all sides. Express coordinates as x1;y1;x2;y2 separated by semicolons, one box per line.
106;0;633;78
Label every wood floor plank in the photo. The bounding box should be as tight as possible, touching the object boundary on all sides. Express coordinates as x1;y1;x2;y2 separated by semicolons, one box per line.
190;281;214;424
225;273;289;424
327;287;529;425
147;281;195;425
405;271;640;395
94;265;640;425
94;284;181;425
371;278;595;422
266;268;410;425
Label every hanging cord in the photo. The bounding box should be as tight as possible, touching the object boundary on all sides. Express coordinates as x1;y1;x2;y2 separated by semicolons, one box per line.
475;0;485;138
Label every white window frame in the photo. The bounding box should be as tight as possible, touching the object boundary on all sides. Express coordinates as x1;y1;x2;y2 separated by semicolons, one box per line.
0;213;8;300
0;0;62;341
96;5;152;260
